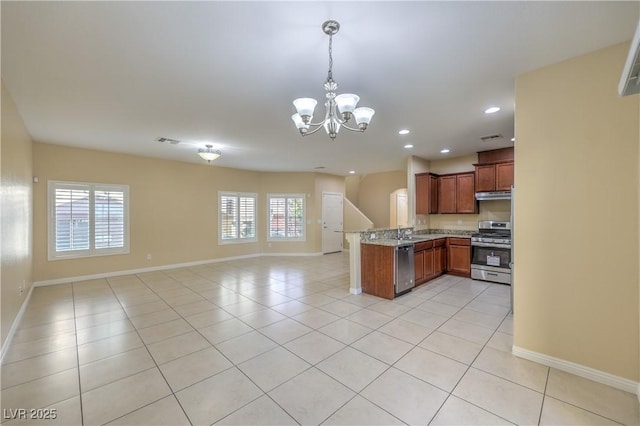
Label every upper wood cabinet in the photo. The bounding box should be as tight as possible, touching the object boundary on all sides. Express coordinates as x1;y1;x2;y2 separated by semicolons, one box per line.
415;173;438;215
475;164;497;192
456;173;477;213
438;172;477;214
475;147;514;192
495;162;514;190
437;175;457;213
474;160;514;192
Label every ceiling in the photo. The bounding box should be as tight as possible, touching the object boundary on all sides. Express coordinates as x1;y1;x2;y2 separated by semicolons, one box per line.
2;2;639;176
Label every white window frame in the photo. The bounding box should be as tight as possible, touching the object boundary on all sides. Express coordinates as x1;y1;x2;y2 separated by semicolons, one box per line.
267;193;306;242
48;180;130;260
218;191;258;244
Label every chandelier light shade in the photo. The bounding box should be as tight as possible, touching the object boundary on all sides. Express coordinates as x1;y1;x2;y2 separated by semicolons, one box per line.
198;144;221;163
291;20;375;140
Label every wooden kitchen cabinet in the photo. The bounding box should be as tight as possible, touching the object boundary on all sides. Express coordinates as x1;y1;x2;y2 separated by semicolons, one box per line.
414;241;433;285
474;161;514;192
447;237;471;277
438;173;477;214
495;162;514;190
414;249;425;283
361;243;395;300
456;173;477;213
437;175;457;213
415;239;446;285
433;239;446;276
415;173;438;215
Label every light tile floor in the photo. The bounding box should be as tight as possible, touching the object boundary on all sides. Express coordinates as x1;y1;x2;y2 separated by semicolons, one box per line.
2;253;639;425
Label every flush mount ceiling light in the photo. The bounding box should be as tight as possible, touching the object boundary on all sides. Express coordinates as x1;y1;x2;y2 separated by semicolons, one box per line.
291;20;375;140
403;144;414;149
398;129;410;135
440;148;450;154
198;144;221;163
484;106;501;114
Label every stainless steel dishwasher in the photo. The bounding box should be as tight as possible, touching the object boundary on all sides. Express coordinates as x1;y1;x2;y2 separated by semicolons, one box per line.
395;244;415;296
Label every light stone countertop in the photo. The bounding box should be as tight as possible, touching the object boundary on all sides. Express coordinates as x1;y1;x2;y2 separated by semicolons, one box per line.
361;233;471;247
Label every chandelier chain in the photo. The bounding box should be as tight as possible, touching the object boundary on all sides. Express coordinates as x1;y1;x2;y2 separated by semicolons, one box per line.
327;34;333;82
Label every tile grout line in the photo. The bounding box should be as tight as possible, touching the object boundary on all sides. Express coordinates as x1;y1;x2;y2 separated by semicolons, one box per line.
537;367;551;425
70;282;86;426
410;279;515;424
104;274;196;425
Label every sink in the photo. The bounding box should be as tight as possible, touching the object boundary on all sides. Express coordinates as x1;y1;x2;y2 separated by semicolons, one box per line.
399;235;432;241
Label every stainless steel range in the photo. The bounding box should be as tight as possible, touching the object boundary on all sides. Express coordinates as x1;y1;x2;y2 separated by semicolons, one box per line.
471;221;512;284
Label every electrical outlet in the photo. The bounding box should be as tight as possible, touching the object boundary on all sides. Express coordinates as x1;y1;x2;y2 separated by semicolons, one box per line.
370;233;376;239
146;254;152;260
18;280;25;296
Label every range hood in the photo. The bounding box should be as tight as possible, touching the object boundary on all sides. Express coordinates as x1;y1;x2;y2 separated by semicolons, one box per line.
475;191;511;201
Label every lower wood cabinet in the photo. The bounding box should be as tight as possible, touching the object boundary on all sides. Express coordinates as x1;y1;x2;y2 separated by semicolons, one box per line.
434;244;446;276
447;238;471;277
362;237;471;298
414;238;446;285
361;243;395;300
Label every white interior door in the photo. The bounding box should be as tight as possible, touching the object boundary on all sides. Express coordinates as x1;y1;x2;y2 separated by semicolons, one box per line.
322;192;343;254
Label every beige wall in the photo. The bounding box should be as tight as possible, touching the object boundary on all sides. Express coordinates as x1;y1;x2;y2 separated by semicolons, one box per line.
345;175;360;206
1;82;34;347
353;171;407;228
514;42;639;381
408;156;430;228
32;143;344;282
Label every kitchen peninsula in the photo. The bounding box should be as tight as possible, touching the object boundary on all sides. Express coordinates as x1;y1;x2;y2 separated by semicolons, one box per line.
345;228;473;299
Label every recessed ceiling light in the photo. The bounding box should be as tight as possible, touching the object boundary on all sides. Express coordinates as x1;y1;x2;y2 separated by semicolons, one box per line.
511;137;515;142
398;129;410;135
440;149;450;154
484;106;501;114
403;144;414;149
349;170;355;174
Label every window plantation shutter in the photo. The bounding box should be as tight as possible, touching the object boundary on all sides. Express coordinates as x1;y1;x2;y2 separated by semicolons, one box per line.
269;197;286;238
220;195;238;240
94;188;125;249
54;186;91;252
239;196;256;239
287;197;303;238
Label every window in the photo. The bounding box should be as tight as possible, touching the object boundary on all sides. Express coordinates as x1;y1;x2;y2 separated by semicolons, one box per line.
268;194;305;241
219;192;257;243
48;181;129;260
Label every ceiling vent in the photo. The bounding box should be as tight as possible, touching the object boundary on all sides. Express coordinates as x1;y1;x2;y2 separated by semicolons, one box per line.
480;134;503;142
155;137;181;144
619;18;640;96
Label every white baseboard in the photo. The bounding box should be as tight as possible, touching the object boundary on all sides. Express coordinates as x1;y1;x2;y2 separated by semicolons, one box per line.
512;345;639;397
1;285;34;363
33;251;328;287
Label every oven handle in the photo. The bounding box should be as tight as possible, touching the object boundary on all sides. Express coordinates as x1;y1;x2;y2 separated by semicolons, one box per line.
471;242;512;249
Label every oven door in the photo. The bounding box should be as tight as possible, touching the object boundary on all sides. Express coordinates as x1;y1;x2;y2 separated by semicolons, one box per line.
471;243;512;284
471;244;511;269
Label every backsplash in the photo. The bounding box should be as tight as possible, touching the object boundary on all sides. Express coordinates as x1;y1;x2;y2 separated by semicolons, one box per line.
360;227;413;242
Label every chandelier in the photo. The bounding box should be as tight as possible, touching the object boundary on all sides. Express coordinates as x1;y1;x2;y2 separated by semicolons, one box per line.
291;20;375;140
198;144;221;163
